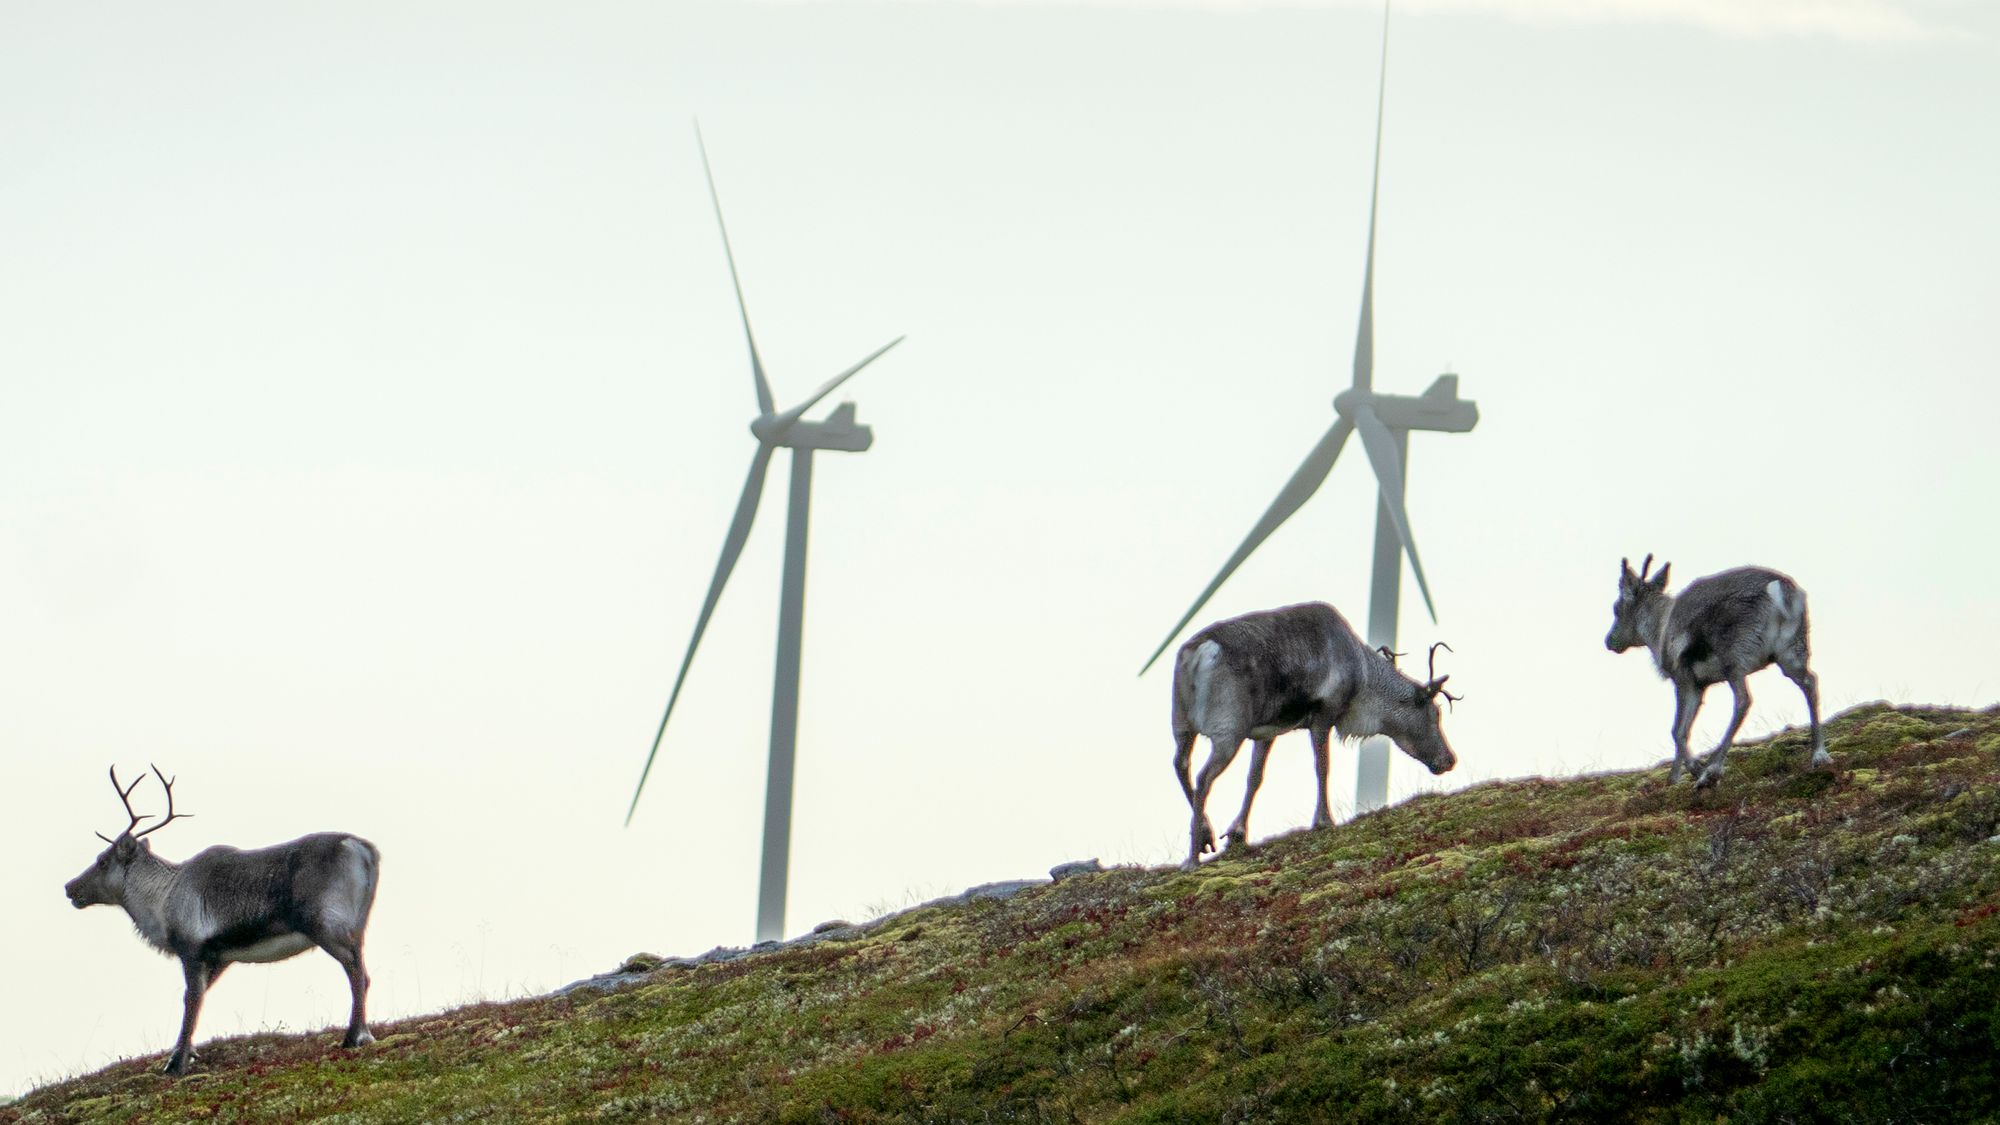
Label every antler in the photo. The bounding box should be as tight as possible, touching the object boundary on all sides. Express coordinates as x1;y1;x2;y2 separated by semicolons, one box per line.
1427;642;1453;683
1425;642;1464;710
1637;553;1654;581
132;764;192;839
1377;646;1405;665
97;764;193;843
97;764;150;843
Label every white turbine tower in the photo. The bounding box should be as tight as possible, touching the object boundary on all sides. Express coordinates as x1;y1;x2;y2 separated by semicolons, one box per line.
1141;4;1477;815
627;129;904;944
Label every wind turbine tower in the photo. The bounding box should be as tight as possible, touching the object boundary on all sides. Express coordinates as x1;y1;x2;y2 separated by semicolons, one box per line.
1142;3;1477;815
627;130;904;943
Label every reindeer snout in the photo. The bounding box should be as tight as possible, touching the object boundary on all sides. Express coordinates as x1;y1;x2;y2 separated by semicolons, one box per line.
64;882;87;908
1429;751;1457;775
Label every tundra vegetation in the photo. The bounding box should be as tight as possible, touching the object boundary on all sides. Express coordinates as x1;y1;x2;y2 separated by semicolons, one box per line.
10;702;2000;1123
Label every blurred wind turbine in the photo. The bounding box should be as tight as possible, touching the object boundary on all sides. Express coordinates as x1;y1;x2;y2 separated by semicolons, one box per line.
1140;3;1477;815
626;127;904;944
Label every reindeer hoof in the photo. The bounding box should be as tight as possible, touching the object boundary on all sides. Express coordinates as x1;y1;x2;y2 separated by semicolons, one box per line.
1810;750;1833;769
1180;857;1200;872
1694;767;1723;790
162;1055;189;1077
344;1029;375;1049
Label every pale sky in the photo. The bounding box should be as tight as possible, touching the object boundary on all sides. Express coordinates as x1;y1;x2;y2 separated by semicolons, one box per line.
3;0;1996;1095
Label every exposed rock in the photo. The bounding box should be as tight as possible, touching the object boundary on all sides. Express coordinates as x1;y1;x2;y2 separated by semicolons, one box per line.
677;945;756;967
554;950;672;994
1050;858;1104;882
794;921;871;945
959;879;1041;903
555;967;654;995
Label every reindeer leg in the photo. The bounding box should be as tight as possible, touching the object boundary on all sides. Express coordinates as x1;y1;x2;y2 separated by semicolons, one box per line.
1185;736;1244;869
1696;678;1752;789
164;958;214;1076
1222;739;1274;850
1668;684;1702;784
1172;728;1199;814
320;936;375;1048
1780;656;1830;769
1309;726;1336;829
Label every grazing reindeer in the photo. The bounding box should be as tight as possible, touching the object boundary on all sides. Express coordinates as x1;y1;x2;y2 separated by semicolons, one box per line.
1606;555;1831;788
63;766;381;1076
1171;602;1459;868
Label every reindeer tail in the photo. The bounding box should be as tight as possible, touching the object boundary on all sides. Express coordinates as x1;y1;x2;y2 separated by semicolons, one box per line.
1173;639;1222;735
1765;579;1808;652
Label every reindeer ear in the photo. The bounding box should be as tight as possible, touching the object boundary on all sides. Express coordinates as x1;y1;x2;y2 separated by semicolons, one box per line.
1649;563;1671;591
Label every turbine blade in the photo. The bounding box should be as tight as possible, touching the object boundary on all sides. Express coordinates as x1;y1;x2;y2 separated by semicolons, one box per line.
1140;417;1354;675
626;443;776;824
1352;404;1438;624
695;122;775;417
1352;6;1390;393
772;337;905;428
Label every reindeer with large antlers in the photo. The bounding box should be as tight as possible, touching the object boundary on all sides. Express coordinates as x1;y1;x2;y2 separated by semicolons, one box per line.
1171;602;1460;868
1606;554;1832;788
64;766;381;1076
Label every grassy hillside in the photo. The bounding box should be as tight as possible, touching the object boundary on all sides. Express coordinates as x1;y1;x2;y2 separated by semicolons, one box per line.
9;702;2000;1123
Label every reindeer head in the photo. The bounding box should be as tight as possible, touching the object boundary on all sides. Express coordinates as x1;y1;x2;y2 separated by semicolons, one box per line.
1606;554;1671;653
65;765;190;909
1378;642;1460;776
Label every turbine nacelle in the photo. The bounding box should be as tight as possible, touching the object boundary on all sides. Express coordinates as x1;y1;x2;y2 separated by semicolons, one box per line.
1333;375;1478;433
750;402;873;452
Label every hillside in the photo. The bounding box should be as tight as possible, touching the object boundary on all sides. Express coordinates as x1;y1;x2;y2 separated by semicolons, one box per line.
8;702;2000;1123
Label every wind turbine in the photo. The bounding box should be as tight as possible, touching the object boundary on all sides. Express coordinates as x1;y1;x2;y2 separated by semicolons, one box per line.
626;129;904;944
1140;4;1477;815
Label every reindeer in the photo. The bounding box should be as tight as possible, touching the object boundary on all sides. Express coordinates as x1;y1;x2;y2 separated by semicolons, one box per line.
1171;602;1459;868
63;766;381;1076
1606;555;1831;788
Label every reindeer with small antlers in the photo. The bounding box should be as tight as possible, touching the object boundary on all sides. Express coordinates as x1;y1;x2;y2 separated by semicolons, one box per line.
64;766;381;1076
1171;602;1460;868
1606;554;1832;788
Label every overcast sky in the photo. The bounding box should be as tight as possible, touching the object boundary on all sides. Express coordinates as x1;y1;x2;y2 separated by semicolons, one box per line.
4;0;1995;1095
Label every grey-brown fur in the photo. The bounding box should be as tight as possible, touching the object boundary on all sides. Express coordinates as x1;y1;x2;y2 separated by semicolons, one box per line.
64;768;380;1076
1606;555;1831;788
1171;602;1457;868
